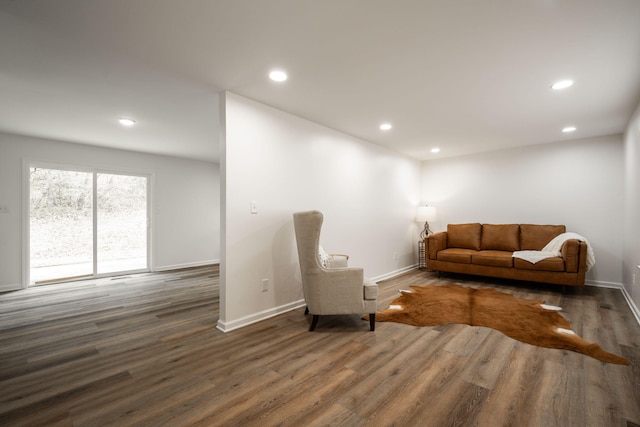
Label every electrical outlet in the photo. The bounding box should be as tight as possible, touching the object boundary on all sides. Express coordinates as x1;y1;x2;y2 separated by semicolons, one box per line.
0;205;8;214
262;278;269;292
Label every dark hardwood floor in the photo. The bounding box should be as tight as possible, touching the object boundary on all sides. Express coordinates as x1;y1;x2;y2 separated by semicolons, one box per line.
1;266;639;426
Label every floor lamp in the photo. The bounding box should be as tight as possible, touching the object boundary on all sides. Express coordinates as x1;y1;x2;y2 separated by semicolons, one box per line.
416;205;437;240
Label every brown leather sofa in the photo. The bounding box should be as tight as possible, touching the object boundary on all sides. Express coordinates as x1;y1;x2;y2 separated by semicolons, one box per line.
426;223;588;287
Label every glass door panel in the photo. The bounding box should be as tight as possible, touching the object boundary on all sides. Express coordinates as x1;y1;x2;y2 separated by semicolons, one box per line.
96;173;148;274
30;168;93;283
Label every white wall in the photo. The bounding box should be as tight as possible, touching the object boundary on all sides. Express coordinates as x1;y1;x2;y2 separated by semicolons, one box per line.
219;92;421;331
623;100;640;315
421;135;624;285
0;132;220;290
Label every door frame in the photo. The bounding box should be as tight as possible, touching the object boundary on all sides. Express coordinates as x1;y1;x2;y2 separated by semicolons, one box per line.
22;159;154;288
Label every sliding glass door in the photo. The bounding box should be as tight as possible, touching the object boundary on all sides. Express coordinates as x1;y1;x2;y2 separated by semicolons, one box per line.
29;166;149;285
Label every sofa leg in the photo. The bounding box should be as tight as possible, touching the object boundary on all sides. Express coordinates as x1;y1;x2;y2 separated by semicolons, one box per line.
369;313;376;331
304;306;309;315
309;315;319;331
562;286;567;294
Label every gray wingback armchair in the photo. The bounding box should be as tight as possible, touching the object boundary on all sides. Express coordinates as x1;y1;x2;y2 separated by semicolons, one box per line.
293;210;378;331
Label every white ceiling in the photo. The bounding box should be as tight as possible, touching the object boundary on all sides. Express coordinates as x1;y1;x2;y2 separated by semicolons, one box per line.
1;0;639;163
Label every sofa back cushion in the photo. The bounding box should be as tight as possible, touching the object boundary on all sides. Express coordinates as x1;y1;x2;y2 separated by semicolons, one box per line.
520;224;566;250
447;223;482;250
480;224;520;251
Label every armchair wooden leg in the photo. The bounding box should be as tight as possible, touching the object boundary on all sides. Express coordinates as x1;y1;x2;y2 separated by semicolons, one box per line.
309;315;319;331
369;313;375;331
304;306;309;315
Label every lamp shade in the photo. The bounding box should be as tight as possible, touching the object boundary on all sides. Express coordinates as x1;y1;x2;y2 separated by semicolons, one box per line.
416;205;436;222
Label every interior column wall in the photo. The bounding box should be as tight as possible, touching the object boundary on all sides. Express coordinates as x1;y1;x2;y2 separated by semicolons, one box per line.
623;100;640;313
219;92;421;331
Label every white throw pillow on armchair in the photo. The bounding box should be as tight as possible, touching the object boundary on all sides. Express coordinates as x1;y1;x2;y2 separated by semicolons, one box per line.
318;245;331;268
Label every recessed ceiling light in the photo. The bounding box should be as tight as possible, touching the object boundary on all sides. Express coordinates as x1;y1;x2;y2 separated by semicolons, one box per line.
562;126;577;133
431;147;441;153
379;123;392;131
551;80;574;90
269;70;288;82
118;118;136;126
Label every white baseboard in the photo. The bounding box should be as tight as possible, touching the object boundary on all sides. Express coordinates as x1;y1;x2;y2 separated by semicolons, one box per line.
586;280;640;326
370;264;418;282
617;285;640;326
585;279;623;289
216;299;306;333
154;259;219;272
0;283;23;292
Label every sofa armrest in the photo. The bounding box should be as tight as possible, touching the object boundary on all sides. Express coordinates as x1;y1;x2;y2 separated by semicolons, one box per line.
561;239;582;273
427;232;447;260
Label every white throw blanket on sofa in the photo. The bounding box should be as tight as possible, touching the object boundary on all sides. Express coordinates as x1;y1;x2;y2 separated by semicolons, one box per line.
512;232;595;271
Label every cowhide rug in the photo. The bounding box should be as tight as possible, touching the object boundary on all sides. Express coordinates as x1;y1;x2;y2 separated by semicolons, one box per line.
367;284;628;365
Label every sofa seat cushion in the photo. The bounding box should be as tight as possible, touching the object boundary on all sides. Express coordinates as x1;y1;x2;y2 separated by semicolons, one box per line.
447;223;482;250
472;250;514;267
437;248;476;263
520;224;566;250
514;257;565;272
481;224;520;251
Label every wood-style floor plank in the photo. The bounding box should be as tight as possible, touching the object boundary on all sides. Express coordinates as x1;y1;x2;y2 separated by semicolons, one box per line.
1;266;640;426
